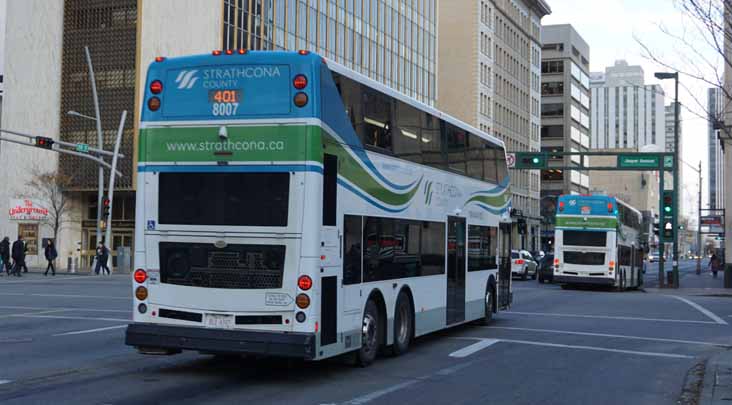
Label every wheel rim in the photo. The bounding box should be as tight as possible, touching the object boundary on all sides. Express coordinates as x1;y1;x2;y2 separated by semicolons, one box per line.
397;302;410;344
362;312;377;355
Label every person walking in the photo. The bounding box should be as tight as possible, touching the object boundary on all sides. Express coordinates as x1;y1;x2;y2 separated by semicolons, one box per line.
0;237;10;276
11;235;25;277
709;254;722;278
94;242;110;276
44;240;58;276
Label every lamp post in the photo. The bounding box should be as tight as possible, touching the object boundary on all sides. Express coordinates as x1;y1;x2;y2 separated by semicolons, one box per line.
654;71;679;288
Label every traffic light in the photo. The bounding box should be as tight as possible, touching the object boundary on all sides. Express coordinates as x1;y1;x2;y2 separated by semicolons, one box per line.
653;222;660;236
35;136;54;149
517;219;527;235
662;219;674;241
103;198;111;218
515;152;547;169
662;190;673;217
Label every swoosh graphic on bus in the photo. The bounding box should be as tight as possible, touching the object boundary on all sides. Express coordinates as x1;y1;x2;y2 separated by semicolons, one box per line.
464;191;511;213
468;176;511;196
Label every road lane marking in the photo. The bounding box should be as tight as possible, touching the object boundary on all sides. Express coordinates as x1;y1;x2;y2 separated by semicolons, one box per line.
53;324;128;336
13;314;130;322
449;338;500;358
505;311;718;325
0;276;127;284
0;305;129;313
0;292;130;300
481;326;732;348
0;380;11;385
669;295;728;325
454;337;693;359
0;309;70;319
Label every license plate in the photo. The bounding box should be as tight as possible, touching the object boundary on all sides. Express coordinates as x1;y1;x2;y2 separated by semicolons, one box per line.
581;206;591;214
205;314;234;329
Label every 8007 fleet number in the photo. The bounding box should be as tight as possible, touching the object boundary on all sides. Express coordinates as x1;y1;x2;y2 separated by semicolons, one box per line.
212;102;239;116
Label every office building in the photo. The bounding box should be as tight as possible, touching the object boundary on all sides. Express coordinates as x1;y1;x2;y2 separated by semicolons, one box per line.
0;0;437;269
708;87;725;210
438;0;552;251
538;24;590;249
590;60;666;151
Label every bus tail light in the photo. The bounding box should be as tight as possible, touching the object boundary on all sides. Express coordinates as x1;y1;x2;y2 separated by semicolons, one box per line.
225;49;234;55
138;303;148;314
212;50;222;56
148;97;161;111
238;49;248;54
607;203;614;213
293;74;308;89
294;92;308;107
298;275;313;291
608;261;616;272
154;56;166;62
133;269;147;283
298;50;310;55
135;286;148;301
296;294;310;309
559;201;565;212
150;80;163;94
553;258;560;267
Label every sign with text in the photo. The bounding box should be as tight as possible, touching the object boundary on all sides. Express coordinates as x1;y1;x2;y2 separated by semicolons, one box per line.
617;155;660;169
8;199;49;221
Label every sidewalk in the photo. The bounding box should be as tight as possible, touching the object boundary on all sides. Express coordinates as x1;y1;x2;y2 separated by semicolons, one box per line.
701;349;732;404
0;266;128;277
644;269;732;296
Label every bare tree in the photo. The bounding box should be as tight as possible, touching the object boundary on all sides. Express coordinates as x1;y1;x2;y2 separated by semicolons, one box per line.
25;169;76;246
635;0;732;137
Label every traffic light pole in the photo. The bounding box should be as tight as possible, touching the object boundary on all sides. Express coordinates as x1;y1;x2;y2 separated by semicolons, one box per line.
103;111;127;263
659;167;666;288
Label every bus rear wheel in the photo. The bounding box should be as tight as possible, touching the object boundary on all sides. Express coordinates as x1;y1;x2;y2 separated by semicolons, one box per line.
357;300;380;367
478;285;495;325
391;292;413;356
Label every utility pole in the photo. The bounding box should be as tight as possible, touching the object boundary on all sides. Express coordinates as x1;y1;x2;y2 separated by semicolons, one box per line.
659;164;665;287
85;46;106;246
697;160;703;274
103;111;127;271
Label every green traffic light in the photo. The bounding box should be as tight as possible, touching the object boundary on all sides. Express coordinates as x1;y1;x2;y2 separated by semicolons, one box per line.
664;206;672;213
532;157;540;164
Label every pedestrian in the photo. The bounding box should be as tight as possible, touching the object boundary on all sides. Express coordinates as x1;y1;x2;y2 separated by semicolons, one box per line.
11;235;25;277
709;254;722;278
0;237;10;276
94;242;110;276
44;240;57;276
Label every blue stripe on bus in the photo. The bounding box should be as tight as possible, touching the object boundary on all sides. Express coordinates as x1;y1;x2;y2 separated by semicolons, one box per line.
469;176;511;196
137;164;323;173
337;179;410;214
475;202;510;215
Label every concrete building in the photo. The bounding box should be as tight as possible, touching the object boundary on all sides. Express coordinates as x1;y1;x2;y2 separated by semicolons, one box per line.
538;24;590;249
438;0;551;251
590;60;666;151
724;4;732;267
708;87;725;210
0;0;438;270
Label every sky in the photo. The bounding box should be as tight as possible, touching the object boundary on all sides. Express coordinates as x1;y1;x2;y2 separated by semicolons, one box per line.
543;0;720;220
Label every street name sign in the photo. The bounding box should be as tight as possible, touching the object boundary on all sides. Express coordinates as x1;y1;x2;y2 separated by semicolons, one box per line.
617;155;660;169
76;143;90;153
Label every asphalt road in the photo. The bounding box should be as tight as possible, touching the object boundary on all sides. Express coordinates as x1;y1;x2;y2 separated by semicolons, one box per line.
1;268;731;404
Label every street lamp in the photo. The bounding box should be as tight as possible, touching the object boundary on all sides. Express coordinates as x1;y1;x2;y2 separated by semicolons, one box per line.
67;110;98;122
654;71;680;288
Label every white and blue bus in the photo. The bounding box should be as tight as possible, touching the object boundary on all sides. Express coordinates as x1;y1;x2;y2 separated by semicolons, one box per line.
553;195;644;290
125;50;514;366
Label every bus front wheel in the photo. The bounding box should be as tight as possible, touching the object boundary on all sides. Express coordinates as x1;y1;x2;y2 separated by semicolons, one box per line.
357;300;380;367
391;292;413;356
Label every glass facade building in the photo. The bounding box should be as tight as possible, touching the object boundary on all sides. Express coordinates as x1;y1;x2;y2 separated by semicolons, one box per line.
222;0;437;105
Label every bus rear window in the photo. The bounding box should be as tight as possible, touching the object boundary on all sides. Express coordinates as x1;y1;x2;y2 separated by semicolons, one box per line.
563;230;607;247
564;252;605;265
158;172;289;226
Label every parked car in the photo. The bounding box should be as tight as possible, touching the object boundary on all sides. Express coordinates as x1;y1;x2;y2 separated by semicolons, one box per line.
537;253;555;284
511;250;538;280
648;251;660;263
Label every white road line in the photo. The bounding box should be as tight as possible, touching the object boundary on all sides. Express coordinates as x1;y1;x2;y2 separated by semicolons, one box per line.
343;380;421;405
0;292;130;300
506;311;718;325
449;338;500;358
482;326;732;348
455;337;693;359
0;309;70;319
53;324;128;336
13;314;130;322
0;276;118;284
0;305;129;313
669;295;728;325
0;380;12;385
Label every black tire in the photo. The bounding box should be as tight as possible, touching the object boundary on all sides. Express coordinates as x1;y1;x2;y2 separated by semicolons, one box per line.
357;300;380;367
521;268;528;281
478;285;495;325
391;292;413;356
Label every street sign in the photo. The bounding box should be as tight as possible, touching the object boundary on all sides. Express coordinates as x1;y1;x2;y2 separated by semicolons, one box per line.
76;143;90;153
506;153;516;168
617;154;660;169
663;155;674;169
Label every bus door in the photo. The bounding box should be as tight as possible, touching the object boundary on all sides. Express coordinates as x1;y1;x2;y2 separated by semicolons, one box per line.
320;154;340;346
446;216;466;325
498;222;513;309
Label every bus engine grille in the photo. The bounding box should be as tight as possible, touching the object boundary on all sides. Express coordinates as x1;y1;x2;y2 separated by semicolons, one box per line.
159;243;286;289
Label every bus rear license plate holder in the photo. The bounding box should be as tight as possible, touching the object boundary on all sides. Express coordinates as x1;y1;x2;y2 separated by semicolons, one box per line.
205;314;234;329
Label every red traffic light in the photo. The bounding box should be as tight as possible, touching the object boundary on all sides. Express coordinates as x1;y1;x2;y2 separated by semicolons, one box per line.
103;198;110;207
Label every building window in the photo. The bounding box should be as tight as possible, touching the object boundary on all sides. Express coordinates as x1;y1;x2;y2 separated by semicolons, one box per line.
541;103;564;117
541;81;563;96
18;223;39;256
541;60;563;74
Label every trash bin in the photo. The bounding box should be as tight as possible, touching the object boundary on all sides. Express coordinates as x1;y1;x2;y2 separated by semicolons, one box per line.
116;247;132;274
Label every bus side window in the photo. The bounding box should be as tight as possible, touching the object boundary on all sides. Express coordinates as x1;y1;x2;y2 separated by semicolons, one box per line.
323;154;338;226
343;215;362;284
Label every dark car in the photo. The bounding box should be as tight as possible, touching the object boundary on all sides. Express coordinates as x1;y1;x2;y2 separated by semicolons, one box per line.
537;253;555;284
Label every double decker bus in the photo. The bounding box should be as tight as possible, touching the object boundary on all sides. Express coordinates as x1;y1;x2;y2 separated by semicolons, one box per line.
553;194;644;290
125;50;513;366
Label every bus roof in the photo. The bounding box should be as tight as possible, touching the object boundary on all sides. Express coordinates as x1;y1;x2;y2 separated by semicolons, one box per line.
557;194;641;217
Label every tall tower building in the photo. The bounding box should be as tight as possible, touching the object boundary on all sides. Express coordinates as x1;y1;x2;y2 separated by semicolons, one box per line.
438;0;551;251
708;87;726;210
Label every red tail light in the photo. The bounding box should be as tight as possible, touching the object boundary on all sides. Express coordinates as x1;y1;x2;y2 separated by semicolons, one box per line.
293;74;308;89
298;275;313;291
238;49;248;54
212;50;222;56
515;259;525;265
154;56;166;62
133;269;147;283
150;80;163;94
294;92;309;107
607;203;614;213
225;49;234;55
298;50;310;55
554;258;560;266
147;97;161;111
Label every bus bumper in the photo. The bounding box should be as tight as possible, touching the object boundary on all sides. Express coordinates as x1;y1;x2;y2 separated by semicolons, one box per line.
554;275;615;286
125;323;317;360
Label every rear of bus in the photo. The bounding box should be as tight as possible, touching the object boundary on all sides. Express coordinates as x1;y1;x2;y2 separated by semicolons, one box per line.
553;195;618;287
125;51;327;359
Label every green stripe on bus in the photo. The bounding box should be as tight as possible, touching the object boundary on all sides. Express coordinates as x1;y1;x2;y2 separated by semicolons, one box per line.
556;216;617;229
138;125;322;163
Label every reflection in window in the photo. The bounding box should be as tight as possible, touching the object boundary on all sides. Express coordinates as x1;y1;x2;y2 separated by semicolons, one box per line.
468;225;498;271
